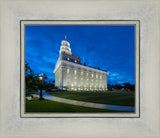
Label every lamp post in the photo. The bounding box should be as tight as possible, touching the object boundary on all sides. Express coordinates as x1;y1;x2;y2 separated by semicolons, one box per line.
39;73;44;100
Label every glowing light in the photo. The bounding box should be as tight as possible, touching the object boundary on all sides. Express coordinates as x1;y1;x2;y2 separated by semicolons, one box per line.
39;76;43;80
81;72;83;76
74;70;77;75
81;82;83;87
67;69;70;74
86;83;89;87
39;73;43;80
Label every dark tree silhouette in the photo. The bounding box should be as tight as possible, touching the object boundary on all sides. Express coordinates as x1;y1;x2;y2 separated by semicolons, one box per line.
25;62;56;92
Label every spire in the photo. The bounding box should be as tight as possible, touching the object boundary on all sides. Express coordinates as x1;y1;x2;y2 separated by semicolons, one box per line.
65;35;66;40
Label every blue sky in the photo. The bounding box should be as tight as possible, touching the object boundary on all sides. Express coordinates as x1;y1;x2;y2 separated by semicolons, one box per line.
25;25;135;85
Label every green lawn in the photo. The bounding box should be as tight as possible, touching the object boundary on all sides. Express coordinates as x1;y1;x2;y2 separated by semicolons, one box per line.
49;91;135;106
25;99;122;112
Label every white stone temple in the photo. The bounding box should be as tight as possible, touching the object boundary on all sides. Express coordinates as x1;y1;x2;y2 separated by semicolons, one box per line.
53;36;108;91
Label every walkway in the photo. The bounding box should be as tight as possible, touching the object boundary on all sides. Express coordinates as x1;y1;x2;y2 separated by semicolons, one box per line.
41;91;135;112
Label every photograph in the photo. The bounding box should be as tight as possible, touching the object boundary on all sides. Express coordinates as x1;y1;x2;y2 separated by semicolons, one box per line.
1;0;160;137
23;22;136;114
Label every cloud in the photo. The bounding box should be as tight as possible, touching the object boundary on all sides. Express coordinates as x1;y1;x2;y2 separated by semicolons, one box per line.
25;25;135;84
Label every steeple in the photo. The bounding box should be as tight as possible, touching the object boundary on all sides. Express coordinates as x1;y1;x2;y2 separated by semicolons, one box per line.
59;35;72;55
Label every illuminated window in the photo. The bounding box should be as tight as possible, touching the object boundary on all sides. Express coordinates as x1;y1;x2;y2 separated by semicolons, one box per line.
91;84;94;87
91;74;94;78
96;84;98;88
74;82;77;86
67;76;69;79
81;78;83;80
91;79;93;82
86;73;88;77
87;79;88;81
81;82;83;87
67;69;70;74
75;60;77;63
86;83;89;87
100;76;102;79
67;82;70;86
75;77;77;80
96;75;98;79
74;70;77;75
81;72;83;76
67;58;70;60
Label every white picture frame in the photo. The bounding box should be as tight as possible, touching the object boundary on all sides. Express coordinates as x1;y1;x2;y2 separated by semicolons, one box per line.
0;0;159;137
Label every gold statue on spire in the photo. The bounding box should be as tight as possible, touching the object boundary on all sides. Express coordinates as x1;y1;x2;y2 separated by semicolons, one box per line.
65;35;66;40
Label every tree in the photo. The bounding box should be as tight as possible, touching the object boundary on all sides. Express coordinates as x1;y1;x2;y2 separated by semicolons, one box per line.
25;62;57;92
113;84;122;90
107;84;112;91
123;83;135;91
25;63;41;92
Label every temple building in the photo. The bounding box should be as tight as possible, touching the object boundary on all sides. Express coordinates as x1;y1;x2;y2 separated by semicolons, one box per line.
53;36;108;91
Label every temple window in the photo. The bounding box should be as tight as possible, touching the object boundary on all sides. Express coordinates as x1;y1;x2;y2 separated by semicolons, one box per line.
81;72;83;76
91;74;94;78
67;69;70;74
74;70;77;75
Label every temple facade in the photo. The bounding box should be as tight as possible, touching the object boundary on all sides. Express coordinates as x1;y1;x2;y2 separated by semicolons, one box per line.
53;36;108;91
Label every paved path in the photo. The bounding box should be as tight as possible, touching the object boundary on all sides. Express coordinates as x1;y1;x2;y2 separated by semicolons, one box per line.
41;91;135;112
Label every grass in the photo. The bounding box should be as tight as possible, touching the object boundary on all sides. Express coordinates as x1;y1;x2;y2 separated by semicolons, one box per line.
49;91;135;106
25;99;122;112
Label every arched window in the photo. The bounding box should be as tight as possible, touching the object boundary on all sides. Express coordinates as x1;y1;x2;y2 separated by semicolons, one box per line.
81;82;83;87
81;72;83;76
67;69;70;74
74;70;77;75
91;74;94;78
